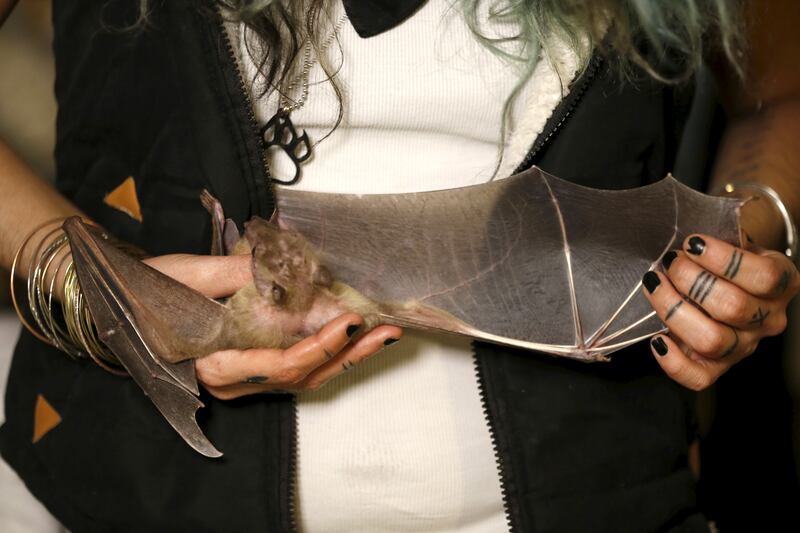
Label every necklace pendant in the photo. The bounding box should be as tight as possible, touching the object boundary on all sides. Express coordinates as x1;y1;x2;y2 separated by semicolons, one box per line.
260;109;312;185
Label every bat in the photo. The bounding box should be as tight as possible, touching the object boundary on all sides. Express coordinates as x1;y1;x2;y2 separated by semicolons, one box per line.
62;166;743;456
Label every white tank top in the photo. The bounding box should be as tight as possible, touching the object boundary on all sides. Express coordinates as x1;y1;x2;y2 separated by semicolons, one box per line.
239;2;582;530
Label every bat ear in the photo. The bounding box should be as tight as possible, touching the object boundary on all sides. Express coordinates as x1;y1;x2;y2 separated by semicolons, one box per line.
244;217;279;248
201;190;227;256
250;245;275;298
312;264;333;288
223;219;241;255
268;210;279;226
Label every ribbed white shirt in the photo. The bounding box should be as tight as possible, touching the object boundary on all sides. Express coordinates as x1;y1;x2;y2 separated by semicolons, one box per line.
240;2;581;530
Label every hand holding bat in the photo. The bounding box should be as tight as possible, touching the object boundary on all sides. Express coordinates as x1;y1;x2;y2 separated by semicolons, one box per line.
643;234;799;391
144;251;402;400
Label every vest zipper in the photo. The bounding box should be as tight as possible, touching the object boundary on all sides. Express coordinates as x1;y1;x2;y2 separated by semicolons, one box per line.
513;54;603;175
216;12;277;214
474;53;604;533
215;10;300;533
472;350;518;532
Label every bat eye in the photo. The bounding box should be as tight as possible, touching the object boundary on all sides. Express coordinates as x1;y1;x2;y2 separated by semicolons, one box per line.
271;282;286;305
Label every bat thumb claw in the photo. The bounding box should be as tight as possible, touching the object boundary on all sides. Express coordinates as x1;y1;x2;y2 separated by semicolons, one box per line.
182;420;223;458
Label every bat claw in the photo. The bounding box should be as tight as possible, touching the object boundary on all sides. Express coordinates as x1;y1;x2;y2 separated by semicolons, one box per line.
182;416;223;458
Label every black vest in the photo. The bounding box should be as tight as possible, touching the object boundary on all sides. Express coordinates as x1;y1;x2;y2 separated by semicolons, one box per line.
0;1;709;531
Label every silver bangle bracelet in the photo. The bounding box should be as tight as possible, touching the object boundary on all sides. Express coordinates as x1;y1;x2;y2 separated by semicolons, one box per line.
713;181;798;260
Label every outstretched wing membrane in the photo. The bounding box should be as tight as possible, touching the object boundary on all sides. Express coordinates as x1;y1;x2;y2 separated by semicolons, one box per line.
275;167;742;360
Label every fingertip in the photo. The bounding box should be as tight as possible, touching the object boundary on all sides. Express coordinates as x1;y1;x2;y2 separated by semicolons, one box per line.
684;234;707;256
661;250;678;271
642;270;662;295
321;313;364;340
650;335;669;357
380;325;403;345
650;335;683;380
649;334;683;374
349;324;401;348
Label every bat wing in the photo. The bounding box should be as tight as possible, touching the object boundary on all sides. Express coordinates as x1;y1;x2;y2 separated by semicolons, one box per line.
63;218;225;457
274;167;743;361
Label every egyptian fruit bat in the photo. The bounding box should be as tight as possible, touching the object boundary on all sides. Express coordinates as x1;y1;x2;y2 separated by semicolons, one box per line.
63;166;743;457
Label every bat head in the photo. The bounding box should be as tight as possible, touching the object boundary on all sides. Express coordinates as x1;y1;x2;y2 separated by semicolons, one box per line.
244;217;333;312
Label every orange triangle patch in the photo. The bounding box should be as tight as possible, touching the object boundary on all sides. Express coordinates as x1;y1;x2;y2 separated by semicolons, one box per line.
32;394;62;444
103;176;143;222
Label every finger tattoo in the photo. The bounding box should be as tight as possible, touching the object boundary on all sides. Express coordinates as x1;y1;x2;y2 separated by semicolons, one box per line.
342;361;355;372
747;306;770;327
720;328;739;358
324;349;335;360
723;249;743;280
689;271;717;304
243;375;269;384
665;300;683;321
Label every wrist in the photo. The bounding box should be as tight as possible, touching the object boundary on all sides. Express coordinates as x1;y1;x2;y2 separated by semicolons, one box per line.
738;194;785;249
712;181;797;258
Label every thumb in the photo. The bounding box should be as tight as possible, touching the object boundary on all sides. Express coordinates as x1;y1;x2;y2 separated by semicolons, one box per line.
144;253;252;298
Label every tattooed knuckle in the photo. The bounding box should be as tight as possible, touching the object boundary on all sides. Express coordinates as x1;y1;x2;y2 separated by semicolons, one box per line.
722;249;744;280
688;270;717;304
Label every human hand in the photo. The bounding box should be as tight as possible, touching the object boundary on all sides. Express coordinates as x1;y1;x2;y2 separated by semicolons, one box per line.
642;234;799;391
145;253;403;399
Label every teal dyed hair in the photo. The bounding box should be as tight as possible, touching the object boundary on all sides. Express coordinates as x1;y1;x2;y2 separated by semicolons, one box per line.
456;0;745;171
459;0;744;82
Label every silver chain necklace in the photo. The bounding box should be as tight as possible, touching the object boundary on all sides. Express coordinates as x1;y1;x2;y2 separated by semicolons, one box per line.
261;13;349;185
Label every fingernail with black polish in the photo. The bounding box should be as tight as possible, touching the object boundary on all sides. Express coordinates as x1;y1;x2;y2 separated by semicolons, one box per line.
661;250;677;270
642;271;660;294
383;338;399;346
687;236;706;255
651;336;669;356
346;324;361;338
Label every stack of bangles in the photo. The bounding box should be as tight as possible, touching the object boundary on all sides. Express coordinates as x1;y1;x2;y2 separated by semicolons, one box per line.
10;218;128;376
7;184;797;376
